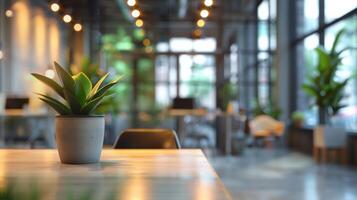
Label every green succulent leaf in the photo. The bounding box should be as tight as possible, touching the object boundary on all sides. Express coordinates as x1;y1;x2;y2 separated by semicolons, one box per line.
72;72;92;105
80;93;114;115
32;61;123;116
89;75;123;100
54;62;75;93
90;73;109;98
31;73;65;98
63;89;82;114
37;94;71;115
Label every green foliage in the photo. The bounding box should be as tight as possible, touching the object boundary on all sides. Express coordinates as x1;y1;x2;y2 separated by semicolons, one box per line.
302;29;351;118
218;82;238;110
32;62;122;116
0;182;40;200
253;100;282;120
291;111;305;123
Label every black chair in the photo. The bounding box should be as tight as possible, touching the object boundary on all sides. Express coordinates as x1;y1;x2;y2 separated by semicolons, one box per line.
113;129;181;149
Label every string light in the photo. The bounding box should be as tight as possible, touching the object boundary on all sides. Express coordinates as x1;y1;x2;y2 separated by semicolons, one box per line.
5;10;13;18
193;29;202;38
74;23;82;32
131;9;140;18
50;3;60;12
135;19;144;27
143;39;151;46
200;9;209;18
197;19;205;27
63;14;72;23
127;0;136;6
204;0;213;7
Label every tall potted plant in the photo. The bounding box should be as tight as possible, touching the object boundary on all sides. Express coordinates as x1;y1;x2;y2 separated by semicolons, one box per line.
218;82;238;113
302;29;350;148
32;62;121;164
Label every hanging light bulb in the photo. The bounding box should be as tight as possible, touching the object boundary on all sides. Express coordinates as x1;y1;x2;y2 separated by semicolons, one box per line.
127;0;136;6
63;14;72;23
50;3;60;12
73;23;82;32
45;69;55;79
200;9;209;18
131;9;140;18
196;19;205;27
5;10;13;18
143;38;151;46
204;0;213;7
135;19;144;27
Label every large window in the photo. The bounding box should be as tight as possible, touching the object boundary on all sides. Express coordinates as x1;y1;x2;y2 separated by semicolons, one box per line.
294;1;357;130
154;38;216;109
234;0;277;114
257;0;276;107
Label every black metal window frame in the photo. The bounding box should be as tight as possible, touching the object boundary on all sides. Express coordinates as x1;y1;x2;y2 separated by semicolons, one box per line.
289;0;357;115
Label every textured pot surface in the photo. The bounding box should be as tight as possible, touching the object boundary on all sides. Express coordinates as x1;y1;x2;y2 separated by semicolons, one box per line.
56;116;104;164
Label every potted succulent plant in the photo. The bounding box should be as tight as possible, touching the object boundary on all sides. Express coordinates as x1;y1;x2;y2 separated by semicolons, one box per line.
32;62;121;164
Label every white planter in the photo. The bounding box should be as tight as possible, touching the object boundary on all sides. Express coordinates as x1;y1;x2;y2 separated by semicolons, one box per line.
314;125;347;148
56;116;104;164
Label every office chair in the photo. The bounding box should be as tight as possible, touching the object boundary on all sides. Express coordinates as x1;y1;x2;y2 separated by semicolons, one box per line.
113;128;181;149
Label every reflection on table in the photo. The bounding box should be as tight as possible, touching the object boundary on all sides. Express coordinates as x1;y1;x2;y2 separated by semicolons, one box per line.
0;149;233;200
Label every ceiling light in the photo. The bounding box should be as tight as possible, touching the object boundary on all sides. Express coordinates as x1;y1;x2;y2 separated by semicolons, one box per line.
131;9;140;18
135;19;144;27
145;46;153;53
5;10;13;18
74;23;82;32
204;0;213;7
45;69;55;79
200;9;209;18
197;19;205;27
143;38;151;46
63;14;72;23
50;3;60;12
127;0;136;6
193;29;202;38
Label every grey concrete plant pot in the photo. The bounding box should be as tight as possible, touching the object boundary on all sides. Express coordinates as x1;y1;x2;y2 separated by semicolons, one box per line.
56;116;105;164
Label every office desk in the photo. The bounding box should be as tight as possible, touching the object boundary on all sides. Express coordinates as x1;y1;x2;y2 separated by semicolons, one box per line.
0;110;55;148
0;149;232;200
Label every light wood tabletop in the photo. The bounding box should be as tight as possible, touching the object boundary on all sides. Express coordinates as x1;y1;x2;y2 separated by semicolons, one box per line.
0;149;233;200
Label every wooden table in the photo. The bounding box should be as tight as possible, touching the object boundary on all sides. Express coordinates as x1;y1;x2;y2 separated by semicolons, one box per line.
0;149;232;200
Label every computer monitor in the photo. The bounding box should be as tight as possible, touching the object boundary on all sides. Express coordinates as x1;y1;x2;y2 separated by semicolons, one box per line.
172;97;195;109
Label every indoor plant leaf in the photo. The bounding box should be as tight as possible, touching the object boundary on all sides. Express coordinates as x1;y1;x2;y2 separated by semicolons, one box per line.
90;73;109;98
54;62;75;93
31;73;65;98
89;75;123;100
38;95;71;115
72;72;92;105
331;29;345;54
80;93;114;115
63;88;82;114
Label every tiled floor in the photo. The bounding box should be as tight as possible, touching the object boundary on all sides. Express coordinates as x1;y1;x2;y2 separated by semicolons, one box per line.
209;148;357;200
